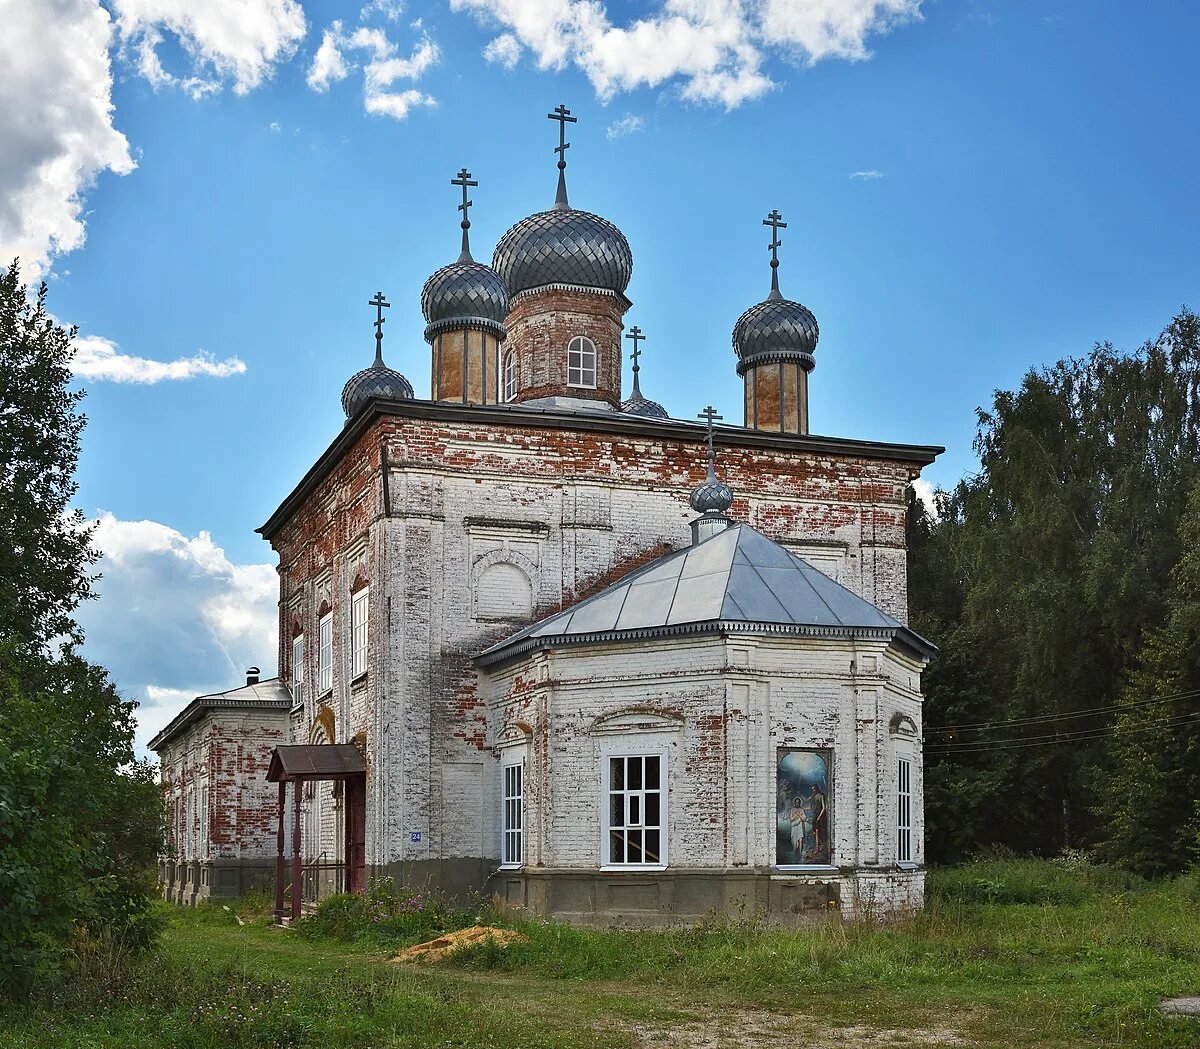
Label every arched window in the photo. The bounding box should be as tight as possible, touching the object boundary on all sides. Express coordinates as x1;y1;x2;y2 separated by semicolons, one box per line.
503;350;518;402
567;336;596;389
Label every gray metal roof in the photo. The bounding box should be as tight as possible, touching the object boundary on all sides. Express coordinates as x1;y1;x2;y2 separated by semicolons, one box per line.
733;292;820;373
492;207;633;295
477;524;936;666
148;678;292;752
267;743;367;782
420;258;510;341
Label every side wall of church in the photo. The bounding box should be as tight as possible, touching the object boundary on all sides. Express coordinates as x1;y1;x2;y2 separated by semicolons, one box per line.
480;635;924;920
268;410;924;881
156;707;288;903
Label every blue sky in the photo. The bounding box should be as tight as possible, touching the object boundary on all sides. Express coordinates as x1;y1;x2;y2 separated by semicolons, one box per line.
7;0;1198;746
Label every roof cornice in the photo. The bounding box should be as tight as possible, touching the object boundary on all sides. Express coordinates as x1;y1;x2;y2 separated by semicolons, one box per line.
148;691;291;753
257;398;943;541
474;618;938;669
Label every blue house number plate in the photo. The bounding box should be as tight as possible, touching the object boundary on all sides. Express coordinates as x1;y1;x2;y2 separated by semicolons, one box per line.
410;832;422;843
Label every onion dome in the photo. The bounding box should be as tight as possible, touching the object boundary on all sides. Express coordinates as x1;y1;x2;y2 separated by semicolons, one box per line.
492;104;632;297
690;405;734;514
342;291;413;418
421;167;510;342
620;325;668;419
732;209;819;376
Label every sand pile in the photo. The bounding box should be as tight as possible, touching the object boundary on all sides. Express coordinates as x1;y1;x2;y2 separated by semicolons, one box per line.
392;925;527;964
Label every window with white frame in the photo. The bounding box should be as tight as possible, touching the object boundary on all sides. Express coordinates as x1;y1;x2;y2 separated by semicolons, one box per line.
897;754;913;864
501;762;523;867
350;587;369;679
567;335;597;388
318;612;333;694
291;634;305;707
603;753;665;867
200;784;210;859
503;350;518;402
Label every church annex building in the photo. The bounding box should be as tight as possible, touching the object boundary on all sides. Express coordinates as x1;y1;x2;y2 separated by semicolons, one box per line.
151;105;941;925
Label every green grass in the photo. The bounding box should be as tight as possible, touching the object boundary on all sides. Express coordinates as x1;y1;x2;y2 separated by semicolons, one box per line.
3;858;1199;1048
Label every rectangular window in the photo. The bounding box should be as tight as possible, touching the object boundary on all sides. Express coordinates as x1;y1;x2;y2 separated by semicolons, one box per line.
501;762;523;867
350;587;369;679
318;612;333;694
603;753;665;867
897;755;913;864
291;634;305;707
200;784;210;859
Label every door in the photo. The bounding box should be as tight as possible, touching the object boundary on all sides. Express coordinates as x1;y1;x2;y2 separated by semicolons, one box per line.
344;774;366;894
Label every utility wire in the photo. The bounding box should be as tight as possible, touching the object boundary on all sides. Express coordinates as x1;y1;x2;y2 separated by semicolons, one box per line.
927;688;1200;733
929;708;1200;748
926;712;1200;756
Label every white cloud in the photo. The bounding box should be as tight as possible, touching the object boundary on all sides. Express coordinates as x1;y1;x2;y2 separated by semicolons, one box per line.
269;120;282;132
453;0;921;108
111;0;306;96
308;20;350;91
606;114;645;140
361;0;405;21
79;514;278;753
0;0;135;279
72;333;247;383
306;21;439;119
850;169;884;179
911;476;937;509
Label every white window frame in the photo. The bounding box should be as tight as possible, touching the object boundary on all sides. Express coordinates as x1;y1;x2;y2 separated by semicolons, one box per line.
897;750;914;866
502;350;518;402
199;783;210;860
501;761;524;868
600;749;667;870
350;587;369;680
291;634;305;708
318;612;333;695
567;335;597;389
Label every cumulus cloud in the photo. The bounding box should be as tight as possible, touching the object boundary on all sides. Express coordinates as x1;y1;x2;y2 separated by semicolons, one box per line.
360;0;405;21
78;514;278;752
306;21;439;118
606;114;645;140
0;0;135;279
453;0;921;108
850;169;885;179
911;476;937;509
72;333;247;383
111;0;306;97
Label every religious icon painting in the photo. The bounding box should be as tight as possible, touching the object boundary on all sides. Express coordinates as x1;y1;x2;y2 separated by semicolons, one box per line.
776;748;833;866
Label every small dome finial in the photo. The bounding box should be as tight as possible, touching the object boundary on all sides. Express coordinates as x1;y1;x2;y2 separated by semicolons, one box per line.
548;103;577;210
621;325;669;419
451;168;478;263
763;209;787;300
369;290;390;366
689;405;734;517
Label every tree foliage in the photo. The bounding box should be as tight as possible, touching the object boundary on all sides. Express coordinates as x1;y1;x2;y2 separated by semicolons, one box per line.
910;309;1200;871
0;261;163;995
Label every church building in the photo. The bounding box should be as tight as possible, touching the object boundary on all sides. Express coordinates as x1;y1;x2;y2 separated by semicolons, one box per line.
156;104;941;924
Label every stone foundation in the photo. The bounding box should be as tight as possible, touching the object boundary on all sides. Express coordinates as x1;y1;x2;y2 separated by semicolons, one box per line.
159;858;276;905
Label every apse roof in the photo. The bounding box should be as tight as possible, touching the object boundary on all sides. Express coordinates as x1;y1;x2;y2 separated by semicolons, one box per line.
148;678;292;752
476;524;936;667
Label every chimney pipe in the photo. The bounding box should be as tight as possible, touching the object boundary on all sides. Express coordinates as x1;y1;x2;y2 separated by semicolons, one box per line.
246;666;260;686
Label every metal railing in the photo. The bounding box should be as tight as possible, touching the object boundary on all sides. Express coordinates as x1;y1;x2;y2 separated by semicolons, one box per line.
301;852;346;905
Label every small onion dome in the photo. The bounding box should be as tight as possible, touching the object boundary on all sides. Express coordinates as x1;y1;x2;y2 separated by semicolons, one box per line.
622;392;669;419
689;471;734;514
492;208;633;297
732;290;820;377
420;258;509;342
341;352;414;418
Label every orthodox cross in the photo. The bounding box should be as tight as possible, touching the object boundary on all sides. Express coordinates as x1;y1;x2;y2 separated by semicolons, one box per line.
763;209;787;296
626;325;646;396
548;103;577;207
451;167;478;260
698;405;723;475
369;291;390;364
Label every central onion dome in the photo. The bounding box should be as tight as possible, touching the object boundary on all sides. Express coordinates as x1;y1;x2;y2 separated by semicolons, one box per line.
421;259;509;341
732;291;819;375
492;208;632;296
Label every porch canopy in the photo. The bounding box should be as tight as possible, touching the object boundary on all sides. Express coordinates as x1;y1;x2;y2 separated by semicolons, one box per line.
267;744;367;923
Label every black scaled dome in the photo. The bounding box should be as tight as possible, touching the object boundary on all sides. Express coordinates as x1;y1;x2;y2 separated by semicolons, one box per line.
492;207;633;296
622;391;669;419
732;290;819;376
421;259;509;341
341;354;414;418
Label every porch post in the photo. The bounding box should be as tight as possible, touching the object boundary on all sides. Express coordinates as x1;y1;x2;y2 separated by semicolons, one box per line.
291;779;303;921
274;781;286;923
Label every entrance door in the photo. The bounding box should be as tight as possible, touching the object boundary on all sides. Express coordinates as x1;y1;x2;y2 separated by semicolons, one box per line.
344;774;366;894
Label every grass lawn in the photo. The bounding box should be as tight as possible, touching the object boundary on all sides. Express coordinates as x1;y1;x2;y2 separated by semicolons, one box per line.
3;859;1199;1048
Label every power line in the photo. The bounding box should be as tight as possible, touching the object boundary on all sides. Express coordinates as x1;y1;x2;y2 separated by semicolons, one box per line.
927;688;1200;733
929;708;1200;748
926;712;1200;756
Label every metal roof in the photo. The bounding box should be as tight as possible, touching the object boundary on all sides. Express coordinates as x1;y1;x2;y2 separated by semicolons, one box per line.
477;524;937;666
148;678;292;752
492;207;633;296
266;744;367;782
